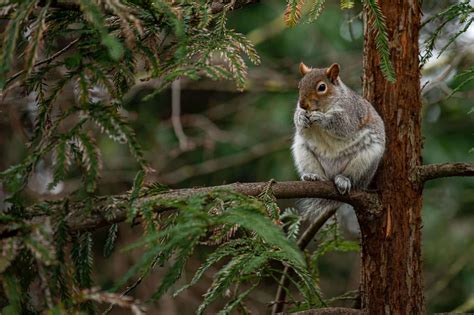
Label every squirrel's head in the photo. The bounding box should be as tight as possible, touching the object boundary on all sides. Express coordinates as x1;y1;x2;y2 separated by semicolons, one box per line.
298;62;340;111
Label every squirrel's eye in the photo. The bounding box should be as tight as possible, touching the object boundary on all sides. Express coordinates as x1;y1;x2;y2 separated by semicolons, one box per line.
317;83;326;92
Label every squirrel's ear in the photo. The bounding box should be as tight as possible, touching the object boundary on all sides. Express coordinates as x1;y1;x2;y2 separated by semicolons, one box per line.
299;62;311;76
326;63;340;83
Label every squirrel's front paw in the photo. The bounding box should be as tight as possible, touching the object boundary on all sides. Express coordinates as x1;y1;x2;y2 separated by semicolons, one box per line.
295;110;311;128
308;111;326;124
334;175;351;194
301;173;324;181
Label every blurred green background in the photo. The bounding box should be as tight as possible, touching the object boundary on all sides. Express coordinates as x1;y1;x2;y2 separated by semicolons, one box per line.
1;0;473;313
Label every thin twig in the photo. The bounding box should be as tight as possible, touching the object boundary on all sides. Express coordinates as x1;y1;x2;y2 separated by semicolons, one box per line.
171;79;189;151
180;114;237;142
159;137;289;184
421;51;465;96
272;206;339;314
4;38;80;87
102;255;160;315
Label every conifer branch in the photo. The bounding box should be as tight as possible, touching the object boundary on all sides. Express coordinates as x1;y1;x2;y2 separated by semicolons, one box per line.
272;206;339;314
0;181;381;240
4;38;80;87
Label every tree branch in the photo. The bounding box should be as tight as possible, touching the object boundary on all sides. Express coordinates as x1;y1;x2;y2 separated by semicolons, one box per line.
6;0;259;87
0;181;380;240
417;163;474;183
4;38;80;87
171;79;189;151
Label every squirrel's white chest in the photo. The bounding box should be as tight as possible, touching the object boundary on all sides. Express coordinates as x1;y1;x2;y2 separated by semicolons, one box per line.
302;126;364;158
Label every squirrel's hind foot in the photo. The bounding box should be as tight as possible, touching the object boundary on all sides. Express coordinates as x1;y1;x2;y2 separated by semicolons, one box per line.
334;174;351;194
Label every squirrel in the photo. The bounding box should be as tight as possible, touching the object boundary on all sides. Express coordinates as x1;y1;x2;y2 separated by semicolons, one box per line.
292;62;385;224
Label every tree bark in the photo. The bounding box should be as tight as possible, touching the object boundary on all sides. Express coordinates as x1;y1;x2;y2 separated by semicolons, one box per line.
361;1;424;314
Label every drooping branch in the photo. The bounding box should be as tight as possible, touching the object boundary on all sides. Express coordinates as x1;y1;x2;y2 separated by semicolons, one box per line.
5;38;80;87
417;163;474;183
1;181;380;240
272;206;339;314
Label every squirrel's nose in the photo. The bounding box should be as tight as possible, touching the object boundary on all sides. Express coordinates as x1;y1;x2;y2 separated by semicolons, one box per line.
299;100;309;110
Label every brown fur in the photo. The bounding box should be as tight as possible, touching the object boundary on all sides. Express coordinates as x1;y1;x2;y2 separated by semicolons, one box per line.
358;108;373;130
298;64;337;112
299;62;311;76
325;63;340;83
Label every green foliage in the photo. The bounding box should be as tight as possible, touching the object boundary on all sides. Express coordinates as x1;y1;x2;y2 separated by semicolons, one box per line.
127;169;146;223
115;191;325;313
284;0;396;82
71;232;94;312
421;0;474;65
0;1;36;89
362;0;396;82
72;233;93;286
421;1;474;103
25;221;56;266
0;2;264;309
307;0;326;24
4;0;469;313
308;220;360;285
281;207;303;241
1;274;23;315
285;0;304;27
0;0;260;204
340;0;355;10
217;282;259;315
103;224;119;257
449;66;474;97
78;0;124;60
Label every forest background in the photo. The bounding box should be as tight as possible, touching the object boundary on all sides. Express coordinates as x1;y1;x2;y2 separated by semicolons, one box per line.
0;0;473;314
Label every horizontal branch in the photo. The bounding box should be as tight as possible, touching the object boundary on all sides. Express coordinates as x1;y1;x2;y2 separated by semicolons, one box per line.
417;163;474;183
1;181;380;239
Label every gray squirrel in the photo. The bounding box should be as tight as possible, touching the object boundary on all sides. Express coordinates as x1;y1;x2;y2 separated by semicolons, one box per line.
292;63;385;224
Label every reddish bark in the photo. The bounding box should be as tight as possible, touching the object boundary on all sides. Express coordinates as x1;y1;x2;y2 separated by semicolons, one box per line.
361;1;424;314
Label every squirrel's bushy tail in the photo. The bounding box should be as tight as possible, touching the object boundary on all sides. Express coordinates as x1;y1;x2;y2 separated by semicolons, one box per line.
297;199;360;238
297;198;341;221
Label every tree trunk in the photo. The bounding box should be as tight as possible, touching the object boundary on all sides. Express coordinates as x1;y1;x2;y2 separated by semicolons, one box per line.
361;1;424;314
